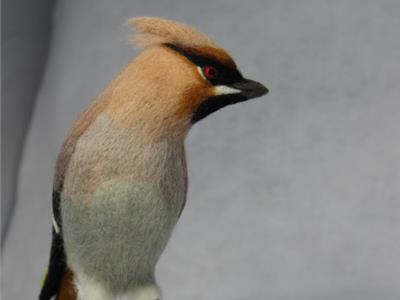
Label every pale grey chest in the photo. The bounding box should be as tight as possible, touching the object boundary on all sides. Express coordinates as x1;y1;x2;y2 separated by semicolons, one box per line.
61;115;187;292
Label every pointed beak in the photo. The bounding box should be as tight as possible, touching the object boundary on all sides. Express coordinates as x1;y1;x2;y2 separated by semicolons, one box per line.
191;78;269;123
229;78;269;99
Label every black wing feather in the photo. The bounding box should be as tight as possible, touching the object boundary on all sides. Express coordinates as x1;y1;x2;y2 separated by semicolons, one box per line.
39;190;66;300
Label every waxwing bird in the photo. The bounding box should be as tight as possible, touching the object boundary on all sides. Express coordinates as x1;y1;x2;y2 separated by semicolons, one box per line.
39;17;268;300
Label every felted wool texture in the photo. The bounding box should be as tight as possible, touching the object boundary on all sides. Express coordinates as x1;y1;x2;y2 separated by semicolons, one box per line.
54;17;240;191
128;17;236;72
61;114;187;295
129;17;218;50
62;179;175;294
54;45;211;192
48;17;247;299
62;114;187;212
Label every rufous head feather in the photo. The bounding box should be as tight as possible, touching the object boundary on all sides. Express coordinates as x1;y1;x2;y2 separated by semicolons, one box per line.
128;17;219;50
127;17;237;69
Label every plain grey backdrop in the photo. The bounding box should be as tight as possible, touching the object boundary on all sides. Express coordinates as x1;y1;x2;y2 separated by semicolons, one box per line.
2;0;400;299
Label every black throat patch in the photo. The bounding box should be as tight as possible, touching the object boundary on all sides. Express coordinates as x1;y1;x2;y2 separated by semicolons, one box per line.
164;43;247;123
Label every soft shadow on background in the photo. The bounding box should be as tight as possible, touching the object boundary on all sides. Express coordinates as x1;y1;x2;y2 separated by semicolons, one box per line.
2;0;400;299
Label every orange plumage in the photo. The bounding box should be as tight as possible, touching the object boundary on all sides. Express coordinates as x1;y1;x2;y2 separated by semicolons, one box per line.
40;17;267;300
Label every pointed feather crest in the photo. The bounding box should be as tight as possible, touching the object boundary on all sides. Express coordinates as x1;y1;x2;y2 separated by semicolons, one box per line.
127;17;236;69
127;17;220;50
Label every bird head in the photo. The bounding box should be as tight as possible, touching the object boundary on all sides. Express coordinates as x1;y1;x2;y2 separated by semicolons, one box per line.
103;17;268;140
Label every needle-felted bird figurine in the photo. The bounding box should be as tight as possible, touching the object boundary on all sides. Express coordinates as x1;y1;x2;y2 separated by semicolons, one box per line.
39;16;268;300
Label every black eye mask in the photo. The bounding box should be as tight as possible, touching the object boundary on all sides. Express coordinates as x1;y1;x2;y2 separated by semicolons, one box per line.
164;43;268;123
164;43;243;85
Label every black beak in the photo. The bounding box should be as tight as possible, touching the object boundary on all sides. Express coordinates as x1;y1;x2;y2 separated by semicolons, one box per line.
230;78;269;99
192;78;269;123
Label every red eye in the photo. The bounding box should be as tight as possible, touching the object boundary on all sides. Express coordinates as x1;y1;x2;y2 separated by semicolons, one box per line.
202;65;218;79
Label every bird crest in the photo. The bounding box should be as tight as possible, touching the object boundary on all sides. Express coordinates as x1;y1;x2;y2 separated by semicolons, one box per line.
128;17;235;68
128;16;219;49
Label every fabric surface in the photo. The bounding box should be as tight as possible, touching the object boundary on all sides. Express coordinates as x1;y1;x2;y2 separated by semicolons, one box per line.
3;0;400;299
1;0;54;241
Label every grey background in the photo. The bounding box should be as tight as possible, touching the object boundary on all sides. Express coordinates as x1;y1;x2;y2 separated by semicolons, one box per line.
2;0;400;299
1;0;54;241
